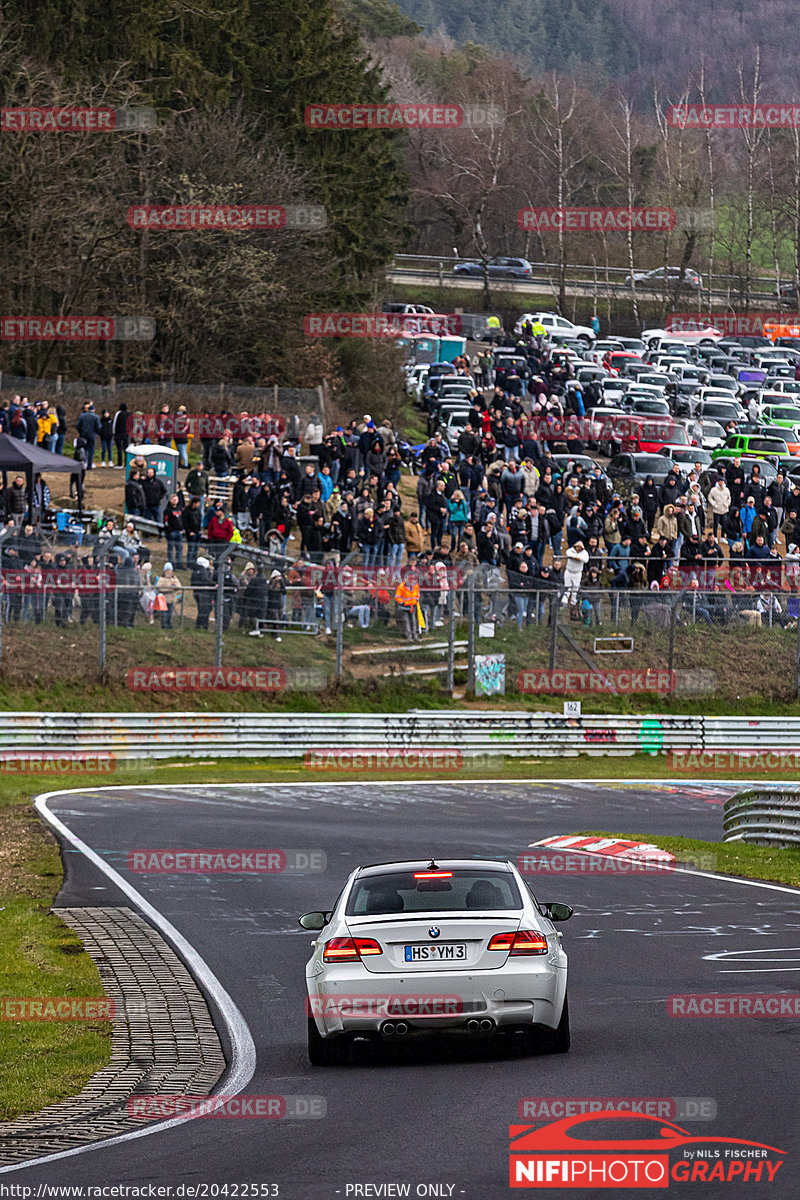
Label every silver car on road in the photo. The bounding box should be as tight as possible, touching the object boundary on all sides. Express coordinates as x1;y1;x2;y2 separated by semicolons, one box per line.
300;858;572;1065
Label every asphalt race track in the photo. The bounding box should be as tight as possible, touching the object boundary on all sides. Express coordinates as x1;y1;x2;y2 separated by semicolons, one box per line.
7;780;800;1198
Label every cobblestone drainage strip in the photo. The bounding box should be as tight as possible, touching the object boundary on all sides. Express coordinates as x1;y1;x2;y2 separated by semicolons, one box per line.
0;907;227;1166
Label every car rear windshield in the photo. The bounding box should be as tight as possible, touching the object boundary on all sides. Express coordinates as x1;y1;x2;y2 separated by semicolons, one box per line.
634;456;669;471
705;404;740;418
347;869;523;915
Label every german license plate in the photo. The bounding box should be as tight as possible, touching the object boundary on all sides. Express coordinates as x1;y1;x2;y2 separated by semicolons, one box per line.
404;943;467;962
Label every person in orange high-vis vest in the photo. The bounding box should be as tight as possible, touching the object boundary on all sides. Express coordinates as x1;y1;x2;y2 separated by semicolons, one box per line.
395;574;421;640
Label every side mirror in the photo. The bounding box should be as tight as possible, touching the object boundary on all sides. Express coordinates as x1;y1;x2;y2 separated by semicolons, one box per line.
298;911;329;931
542;902;574;923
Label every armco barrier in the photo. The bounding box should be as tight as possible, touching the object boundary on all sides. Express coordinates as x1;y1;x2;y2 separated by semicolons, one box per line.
705;718;800;750
724;787;800;847
0;711;700;759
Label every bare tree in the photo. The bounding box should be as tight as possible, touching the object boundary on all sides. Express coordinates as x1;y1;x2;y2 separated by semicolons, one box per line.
737;51;768;309
521;75;590;313
410;66;525;310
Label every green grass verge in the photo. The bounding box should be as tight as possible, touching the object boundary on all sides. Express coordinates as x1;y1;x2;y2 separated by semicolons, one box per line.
579;830;800;890
0;797;111;1121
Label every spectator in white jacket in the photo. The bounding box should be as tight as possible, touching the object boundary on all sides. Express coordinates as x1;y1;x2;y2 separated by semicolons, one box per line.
707;479;731;538
563;541;589;605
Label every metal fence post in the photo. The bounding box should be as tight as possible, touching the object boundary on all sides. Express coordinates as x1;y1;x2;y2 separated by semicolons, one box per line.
98;546;108;679
668;600;677;676
335;589;343;681
215;545;235;670
467;573;476;694
549;593;559;669
446;589;455;695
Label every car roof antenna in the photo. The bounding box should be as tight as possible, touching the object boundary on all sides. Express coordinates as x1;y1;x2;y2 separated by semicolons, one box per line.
427;858;440;870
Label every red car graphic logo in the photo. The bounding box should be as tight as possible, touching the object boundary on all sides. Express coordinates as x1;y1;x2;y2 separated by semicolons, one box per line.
510;1111;785;1154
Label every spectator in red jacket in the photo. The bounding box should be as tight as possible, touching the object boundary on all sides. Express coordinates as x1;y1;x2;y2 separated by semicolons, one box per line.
207;501;234;543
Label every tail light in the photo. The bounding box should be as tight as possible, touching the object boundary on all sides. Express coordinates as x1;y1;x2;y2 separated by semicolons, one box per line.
322;937;382;962
488;930;548;956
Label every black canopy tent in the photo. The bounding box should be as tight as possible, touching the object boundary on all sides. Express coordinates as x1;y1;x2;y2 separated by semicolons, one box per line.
0;435;83;523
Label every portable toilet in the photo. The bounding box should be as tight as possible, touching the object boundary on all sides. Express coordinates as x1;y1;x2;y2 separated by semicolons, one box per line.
438;333;467;361
395;334;440;365
124;444;179;517
411;335;440;364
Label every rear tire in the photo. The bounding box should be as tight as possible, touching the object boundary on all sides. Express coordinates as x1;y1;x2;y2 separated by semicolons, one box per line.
307;1016;349;1066
543;991;571;1054
527;992;570;1055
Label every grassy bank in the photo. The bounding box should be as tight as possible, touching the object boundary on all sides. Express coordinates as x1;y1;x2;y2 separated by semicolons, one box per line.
1;613;800;713
0;787;111;1120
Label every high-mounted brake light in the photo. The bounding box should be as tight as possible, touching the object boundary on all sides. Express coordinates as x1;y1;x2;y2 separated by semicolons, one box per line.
488;930;548;956
414;871;453;879
323;937;382;962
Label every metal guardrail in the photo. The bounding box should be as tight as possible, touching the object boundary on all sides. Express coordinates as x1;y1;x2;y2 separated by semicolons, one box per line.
393;254;777;290
705;719;800;750
389;255;778;304
8;711;800;764
723;786;800;846
0;710;699;759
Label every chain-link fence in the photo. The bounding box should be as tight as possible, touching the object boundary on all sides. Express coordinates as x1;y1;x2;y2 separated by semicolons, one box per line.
1;539;799;704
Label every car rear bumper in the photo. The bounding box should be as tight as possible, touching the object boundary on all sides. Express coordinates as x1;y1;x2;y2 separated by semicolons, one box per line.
306;961;567;1037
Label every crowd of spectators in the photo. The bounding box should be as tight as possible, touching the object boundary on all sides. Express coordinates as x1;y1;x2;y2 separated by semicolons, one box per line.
6;331;800;639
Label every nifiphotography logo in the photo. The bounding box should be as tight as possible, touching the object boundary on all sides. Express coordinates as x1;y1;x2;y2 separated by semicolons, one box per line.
508;1112;786;1187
